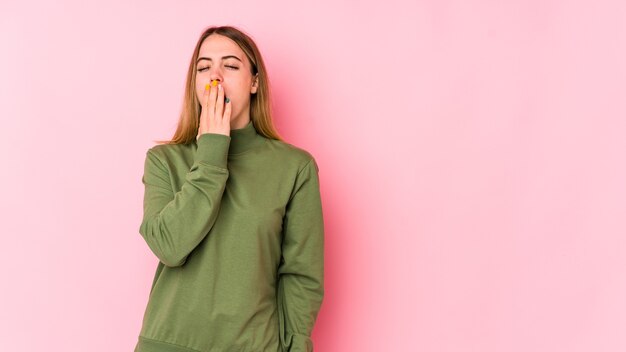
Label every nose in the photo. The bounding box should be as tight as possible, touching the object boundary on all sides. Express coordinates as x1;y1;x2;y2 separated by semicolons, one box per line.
209;68;223;83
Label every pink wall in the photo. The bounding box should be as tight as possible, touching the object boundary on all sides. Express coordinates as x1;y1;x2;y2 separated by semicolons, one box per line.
1;0;625;351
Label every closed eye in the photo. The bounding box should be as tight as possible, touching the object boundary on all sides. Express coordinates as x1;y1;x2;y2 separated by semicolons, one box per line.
197;65;239;72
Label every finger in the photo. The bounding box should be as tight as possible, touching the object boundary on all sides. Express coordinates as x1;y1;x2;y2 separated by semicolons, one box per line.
215;83;224;119
202;83;210;117
208;80;219;119
201;83;211;124
224;96;232;121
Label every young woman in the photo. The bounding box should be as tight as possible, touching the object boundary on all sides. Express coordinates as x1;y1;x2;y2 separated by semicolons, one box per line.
134;26;324;352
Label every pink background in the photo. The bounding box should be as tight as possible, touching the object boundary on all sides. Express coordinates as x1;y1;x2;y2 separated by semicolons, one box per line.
1;0;625;351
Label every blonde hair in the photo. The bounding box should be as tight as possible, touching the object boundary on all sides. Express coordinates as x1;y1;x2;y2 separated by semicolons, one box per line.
155;25;283;145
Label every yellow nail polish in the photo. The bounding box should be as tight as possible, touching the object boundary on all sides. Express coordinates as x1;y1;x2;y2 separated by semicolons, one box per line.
205;83;210;90
211;80;218;87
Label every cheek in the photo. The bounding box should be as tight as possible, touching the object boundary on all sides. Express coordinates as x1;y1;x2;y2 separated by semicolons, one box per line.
226;83;250;99
196;77;208;96
196;83;206;102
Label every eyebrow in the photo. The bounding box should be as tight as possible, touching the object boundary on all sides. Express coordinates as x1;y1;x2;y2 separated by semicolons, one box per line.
197;55;242;63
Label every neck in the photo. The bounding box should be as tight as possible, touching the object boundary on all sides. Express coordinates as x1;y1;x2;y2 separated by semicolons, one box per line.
230;104;251;129
230;116;250;130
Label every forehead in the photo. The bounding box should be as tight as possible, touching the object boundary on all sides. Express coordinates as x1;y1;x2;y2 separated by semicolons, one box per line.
198;34;247;62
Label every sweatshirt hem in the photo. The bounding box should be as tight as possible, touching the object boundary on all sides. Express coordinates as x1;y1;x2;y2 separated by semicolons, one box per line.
135;335;276;352
136;336;202;352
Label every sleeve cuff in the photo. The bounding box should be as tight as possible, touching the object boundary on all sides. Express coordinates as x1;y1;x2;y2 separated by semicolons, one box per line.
196;133;231;168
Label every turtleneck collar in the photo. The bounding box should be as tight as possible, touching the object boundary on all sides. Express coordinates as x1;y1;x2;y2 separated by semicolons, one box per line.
225;120;265;155
192;120;264;155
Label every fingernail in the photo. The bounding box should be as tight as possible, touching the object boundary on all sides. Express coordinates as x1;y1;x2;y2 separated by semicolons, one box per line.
211;80;218;87
205;83;210;90
225;97;230;103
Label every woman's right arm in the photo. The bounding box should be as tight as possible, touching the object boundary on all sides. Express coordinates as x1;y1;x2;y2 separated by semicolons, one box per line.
138;132;230;267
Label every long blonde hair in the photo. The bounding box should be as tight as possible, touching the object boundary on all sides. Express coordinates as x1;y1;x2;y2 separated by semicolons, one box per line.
155;25;283;145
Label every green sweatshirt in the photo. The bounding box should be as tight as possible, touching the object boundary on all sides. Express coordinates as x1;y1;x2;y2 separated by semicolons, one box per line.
134;120;324;352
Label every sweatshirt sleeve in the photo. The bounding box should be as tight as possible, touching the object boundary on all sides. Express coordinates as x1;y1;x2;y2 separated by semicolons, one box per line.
277;157;325;352
138;133;230;267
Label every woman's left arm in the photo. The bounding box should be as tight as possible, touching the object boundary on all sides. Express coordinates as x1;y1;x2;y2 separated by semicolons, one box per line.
277;157;325;352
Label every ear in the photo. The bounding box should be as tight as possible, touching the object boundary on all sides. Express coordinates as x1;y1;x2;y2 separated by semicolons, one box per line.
251;73;259;94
